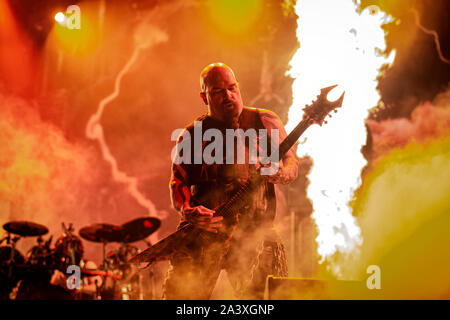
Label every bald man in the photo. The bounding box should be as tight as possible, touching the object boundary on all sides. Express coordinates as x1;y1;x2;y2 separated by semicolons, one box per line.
164;63;299;300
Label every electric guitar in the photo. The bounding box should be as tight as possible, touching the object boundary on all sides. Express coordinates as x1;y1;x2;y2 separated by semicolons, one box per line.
129;85;344;265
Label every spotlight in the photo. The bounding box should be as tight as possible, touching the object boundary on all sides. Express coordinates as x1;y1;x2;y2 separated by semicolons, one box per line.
55;12;66;25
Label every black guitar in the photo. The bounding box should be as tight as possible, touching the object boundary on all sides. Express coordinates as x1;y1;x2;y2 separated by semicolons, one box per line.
129;85;344;265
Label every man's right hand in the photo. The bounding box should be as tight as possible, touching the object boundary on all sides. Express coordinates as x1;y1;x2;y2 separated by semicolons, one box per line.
182;205;223;233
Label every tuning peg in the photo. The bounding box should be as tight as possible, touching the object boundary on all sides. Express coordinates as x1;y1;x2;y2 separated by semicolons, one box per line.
334;110;338;113
324;120;328;124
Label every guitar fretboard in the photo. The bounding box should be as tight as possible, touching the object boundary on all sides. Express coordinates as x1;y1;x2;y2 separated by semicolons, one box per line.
215;115;312;220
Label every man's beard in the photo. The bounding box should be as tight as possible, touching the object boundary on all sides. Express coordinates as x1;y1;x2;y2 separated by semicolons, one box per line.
223;103;240;129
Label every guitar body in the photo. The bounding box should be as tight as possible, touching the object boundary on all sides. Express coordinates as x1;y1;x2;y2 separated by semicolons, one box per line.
129;208;238;265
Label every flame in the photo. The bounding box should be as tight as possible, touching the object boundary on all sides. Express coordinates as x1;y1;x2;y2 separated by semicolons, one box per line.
286;0;395;272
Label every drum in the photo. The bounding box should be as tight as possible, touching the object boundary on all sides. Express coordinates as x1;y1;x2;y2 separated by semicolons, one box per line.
26;244;55;268
0;246;25;300
15;235;84;301
15;281;74;300
53;234;84;271
106;244;142;300
22;239;57;284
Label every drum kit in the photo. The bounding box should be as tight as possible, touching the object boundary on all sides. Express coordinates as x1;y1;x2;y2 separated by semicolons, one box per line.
0;217;160;300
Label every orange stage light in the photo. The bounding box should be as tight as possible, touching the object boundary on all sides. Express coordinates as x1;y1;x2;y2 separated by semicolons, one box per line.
54;12;66;25
206;0;262;35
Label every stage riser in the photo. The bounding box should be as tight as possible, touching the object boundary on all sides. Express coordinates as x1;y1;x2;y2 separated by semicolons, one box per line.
265;277;382;300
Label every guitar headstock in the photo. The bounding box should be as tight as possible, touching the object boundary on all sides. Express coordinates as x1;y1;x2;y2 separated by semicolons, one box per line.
302;85;345;126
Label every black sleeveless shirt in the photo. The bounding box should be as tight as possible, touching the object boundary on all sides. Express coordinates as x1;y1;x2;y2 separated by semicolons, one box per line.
172;107;277;233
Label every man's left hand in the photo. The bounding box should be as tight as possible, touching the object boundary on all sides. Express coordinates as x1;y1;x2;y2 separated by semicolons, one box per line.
258;161;297;185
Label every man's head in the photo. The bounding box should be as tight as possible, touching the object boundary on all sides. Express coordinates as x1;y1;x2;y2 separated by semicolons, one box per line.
200;63;244;123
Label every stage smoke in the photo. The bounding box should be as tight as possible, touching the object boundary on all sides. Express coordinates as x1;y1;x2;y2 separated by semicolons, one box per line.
333;91;450;299
0;91;106;261
85;0;191;246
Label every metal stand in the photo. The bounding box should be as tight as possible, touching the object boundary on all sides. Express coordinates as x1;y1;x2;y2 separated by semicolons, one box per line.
142;239;154;300
6;235;20;278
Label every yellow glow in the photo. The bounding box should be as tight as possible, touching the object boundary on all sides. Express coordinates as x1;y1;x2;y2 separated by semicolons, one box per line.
207;0;262;35
49;3;100;57
347;137;450;298
286;0;395;271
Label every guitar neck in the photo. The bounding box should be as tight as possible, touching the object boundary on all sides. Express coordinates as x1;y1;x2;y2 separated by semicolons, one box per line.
278;116;311;159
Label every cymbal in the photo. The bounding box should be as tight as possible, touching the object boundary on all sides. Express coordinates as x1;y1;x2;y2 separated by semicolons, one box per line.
79;224;124;243
121;217;161;243
3;221;49;237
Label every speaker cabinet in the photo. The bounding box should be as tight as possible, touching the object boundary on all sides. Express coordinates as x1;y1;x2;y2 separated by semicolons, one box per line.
265;276;371;300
